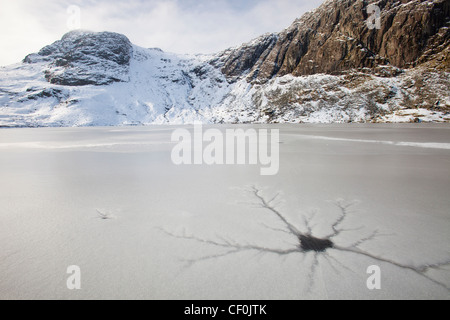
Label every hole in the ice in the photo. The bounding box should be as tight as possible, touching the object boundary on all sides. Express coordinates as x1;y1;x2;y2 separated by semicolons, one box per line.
299;235;334;252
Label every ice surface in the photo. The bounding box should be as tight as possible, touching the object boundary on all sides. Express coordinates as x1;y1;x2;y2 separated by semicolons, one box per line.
0;124;449;299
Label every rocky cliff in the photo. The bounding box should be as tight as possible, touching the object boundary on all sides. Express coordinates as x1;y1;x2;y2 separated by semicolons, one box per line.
23;30;133;86
217;0;450;82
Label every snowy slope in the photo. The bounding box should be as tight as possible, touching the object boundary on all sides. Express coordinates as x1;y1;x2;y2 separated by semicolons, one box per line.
0;27;449;127
0;38;232;127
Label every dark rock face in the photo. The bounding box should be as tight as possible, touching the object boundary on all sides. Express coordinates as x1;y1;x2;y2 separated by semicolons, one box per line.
24;30;133;86
212;33;279;81
218;0;450;82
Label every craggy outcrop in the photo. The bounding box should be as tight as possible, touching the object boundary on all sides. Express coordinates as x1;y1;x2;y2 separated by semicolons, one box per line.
23;30;133;86
217;0;450;82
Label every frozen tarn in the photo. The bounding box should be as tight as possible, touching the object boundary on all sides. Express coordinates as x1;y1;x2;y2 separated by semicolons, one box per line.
0;124;449;299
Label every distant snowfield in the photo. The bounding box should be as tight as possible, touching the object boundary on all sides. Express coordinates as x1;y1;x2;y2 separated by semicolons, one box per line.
0;124;449;300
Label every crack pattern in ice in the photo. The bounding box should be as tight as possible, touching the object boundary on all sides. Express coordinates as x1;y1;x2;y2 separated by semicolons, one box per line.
161;186;450;292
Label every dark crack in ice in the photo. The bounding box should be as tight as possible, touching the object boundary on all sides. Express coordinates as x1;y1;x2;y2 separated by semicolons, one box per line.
161;186;450;292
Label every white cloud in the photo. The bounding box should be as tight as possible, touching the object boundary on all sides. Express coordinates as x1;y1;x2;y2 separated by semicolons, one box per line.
0;0;324;66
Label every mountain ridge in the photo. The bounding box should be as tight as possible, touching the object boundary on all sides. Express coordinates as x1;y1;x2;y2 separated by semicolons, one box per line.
0;0;449;127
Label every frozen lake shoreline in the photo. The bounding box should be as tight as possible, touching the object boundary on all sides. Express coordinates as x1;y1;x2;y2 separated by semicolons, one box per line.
0;124;449;299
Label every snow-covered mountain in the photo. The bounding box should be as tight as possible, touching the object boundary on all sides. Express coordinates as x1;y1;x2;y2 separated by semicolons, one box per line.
0;31;232;126
0;0;449;127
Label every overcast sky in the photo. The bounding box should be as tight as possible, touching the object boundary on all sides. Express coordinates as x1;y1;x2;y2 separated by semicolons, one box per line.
0;0;324;66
